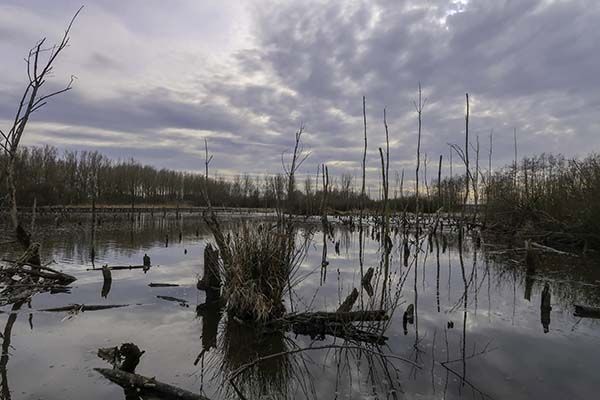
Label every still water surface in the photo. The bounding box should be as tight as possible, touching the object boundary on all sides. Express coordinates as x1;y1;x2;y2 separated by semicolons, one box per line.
1;213;599;399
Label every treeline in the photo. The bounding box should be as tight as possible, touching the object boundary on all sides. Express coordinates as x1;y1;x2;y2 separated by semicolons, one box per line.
1;145;465;213
485;153;600;249
3;146;599;250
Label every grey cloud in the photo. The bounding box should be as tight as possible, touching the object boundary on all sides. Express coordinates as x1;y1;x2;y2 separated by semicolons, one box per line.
2;0;599;184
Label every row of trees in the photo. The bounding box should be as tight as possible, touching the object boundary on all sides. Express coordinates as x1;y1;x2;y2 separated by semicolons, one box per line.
2;145;468;213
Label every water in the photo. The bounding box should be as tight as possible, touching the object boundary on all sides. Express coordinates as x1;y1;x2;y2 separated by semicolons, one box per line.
1;213;599;399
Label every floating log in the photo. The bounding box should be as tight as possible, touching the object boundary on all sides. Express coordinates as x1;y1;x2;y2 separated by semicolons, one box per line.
40;304;129;312
86;265;150;271
574;305;600;319
94;368;210;400
149;283;179;287
157;295;189;307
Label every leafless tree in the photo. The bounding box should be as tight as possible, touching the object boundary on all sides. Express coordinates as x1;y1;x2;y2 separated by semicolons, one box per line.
1;7;82;243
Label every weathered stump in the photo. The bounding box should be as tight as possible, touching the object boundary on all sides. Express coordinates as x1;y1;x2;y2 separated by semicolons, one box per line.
197;244;221;303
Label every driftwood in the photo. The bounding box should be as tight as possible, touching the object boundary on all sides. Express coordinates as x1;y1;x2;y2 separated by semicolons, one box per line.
1;258;76;284
0;246;76;306
94;368;210;400
574;305;600;319
40;304;129;312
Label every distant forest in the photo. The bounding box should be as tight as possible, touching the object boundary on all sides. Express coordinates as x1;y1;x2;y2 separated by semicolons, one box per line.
2;146;599;243
1;145;465;213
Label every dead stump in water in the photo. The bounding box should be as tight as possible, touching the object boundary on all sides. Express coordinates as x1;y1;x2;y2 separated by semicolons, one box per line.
197;243;221;302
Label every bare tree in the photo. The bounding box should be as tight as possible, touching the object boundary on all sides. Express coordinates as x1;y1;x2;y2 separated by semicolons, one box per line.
1;7;82;244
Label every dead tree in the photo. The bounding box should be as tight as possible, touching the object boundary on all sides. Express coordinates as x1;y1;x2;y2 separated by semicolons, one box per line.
0;7;82;245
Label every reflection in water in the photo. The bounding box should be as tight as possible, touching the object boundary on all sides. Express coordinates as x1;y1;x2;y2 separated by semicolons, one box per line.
0;214;600;399
541;283;552;333
218;319;291;399
0;301;24;400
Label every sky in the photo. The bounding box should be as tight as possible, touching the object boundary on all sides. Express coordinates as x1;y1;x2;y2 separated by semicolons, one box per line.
1;0;599;191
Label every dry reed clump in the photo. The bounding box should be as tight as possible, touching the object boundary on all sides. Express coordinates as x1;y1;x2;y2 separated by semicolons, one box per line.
220;222;295;322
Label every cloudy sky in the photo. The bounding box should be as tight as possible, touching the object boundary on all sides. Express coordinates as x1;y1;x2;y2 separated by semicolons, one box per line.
1;0;598;190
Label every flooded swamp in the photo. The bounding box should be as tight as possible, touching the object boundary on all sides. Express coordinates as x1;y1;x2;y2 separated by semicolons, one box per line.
1;212;599;400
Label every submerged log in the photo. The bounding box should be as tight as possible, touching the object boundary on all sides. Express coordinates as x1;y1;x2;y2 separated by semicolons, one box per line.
94;368;210;400
149;283;179;287
40;304;129;312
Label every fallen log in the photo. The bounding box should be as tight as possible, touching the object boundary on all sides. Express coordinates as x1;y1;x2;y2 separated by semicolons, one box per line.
269;310;389;344
40;304;129;312
291;320;387;345
337;288;358;312
94;368;210;400
531;242;576;257
284;310;388;323
574;305;600;319
86;265;150;271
